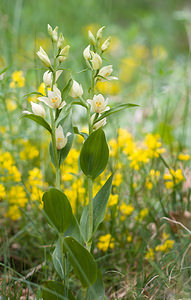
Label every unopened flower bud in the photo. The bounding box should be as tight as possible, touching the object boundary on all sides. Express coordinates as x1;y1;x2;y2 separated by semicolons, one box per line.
56;125;71;150
59;45;70;63
96;26;105;40
101;37;111;52
83;45;91;60
57;33;65;49
31;101;46;118
48;24;58;42
90;52;102;70
69;80;83;98
37;47;51;68
88;30;96;46
98;65;113;78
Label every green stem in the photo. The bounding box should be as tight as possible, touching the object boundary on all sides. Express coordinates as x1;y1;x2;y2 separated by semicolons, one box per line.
49;108;60;189
87;176;93;251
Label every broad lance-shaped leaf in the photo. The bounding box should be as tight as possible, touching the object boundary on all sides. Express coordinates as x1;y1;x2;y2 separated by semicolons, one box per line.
86;269;105;300
21;112;52;133
93;103;139;124
80;128;109;180
80;175;113;242
42;281;75;300
43;188;74;233
63;236;97;288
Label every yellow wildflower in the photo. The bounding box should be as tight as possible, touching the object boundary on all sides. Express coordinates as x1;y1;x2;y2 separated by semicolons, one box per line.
10;71;25;88
97;233;115;252
108;194;118;207
145;248;154;260
120;203;134;216
178;153;190;161
0;184;6;199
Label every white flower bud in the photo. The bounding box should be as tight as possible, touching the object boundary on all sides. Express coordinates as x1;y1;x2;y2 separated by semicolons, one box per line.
55;125;71;150
31;101;46;118
101;37;111;52
98;65;113;78
96;26;105;40
48;25;58;42
88;30;96;45
43;70;63;87
37;47;51;68
59;45;70;63
83;45;91;60
90;52;102;70
69;80;83;98
93;117;107;130
57;33;65;49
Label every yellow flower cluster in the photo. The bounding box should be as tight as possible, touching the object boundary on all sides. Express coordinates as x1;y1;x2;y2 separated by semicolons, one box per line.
19;140;39;160
0;183;6;200
0;151;21;182
163;168;184;189
26;168;44;203
109;129;165;171
120;203;134;221
135;208;149;221
108;194;118;207
145;169;160;190
155;239;175;252
6;185;28;221
178;153;190;161
145;248;154;260
10;71;25;88
97;233;115;252
96;80;121;95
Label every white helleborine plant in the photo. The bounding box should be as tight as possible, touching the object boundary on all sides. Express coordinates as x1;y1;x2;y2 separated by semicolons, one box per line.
90;52;102;70
69;80;83;98
87;94;110;114
55;125;71;150
37;47;51;68
43;70;63;87
31;101;46;118
38;85;66;109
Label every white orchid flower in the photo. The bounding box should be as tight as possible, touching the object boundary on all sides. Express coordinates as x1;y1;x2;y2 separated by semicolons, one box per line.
98;65;118;81
38;85;66;109
87;94;110;114
37;47;51;68
31;101;46;118
69;80;83;98
55;125;71;150
43;70;63;87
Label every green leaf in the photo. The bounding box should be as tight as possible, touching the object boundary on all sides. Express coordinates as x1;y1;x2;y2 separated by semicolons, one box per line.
24;91;44;97
52;240;64;280
94;103;139;124
61;78;73;100
63;237;97;288
42;280;75;300
43;188;74;233
86;269;105;300
73;126;88;140
64;215;83;243
80;129;109;180
21;112;52;133
80;175;113;242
